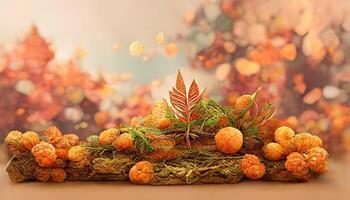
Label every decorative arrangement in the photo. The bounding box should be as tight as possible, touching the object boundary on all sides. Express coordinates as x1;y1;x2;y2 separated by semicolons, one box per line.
5;70;329;185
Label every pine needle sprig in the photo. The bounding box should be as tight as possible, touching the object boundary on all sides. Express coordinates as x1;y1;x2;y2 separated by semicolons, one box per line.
129;127;154;153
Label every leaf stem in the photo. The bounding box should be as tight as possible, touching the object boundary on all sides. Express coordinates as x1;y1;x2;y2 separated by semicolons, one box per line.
185;123;191;148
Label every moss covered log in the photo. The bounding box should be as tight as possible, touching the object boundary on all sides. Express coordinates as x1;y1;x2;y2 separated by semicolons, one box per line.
5;143;309;185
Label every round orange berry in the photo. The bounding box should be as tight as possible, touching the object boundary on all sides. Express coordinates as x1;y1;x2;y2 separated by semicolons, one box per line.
310;135;323;148
240;154;265;180
55;148;68;160
51;168;66;183
55;134;79;149
67;146;89;162
274;126;295;144
129;161;154;184
235;95;253;110
143;115;155;127
99;128;120;145
243;163;266;180
240;154;261;170
305;147;328;174
215;127;243;154
5;130;22;146
263;142;284;161
292;132;314;153
31;142;57;167
21;131;40;150
130;117;142;127
113;133;134;152
156;118;171;130
43;126;62;144
285;152;309;177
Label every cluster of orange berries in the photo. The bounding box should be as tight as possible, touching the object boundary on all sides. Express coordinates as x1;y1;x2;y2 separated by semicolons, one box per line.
262;126;324;160
263;126;328;179
4;126;83;182
97;128;134;152
285;147;328;179
212;121;328;181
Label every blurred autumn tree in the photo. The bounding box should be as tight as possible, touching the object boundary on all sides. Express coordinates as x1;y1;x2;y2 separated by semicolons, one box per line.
0;26;153;140
184;0;350;155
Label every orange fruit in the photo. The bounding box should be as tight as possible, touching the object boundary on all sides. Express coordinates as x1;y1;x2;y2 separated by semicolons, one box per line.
129;161;154;184
215;127;243;154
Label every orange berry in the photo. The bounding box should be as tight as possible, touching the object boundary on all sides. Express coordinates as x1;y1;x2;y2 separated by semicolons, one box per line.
234;95;253;110
55;134;79;149
55;148;68;160
263;143;284;161
285;152;309;177
113;133;134;152
130;117;142;127
274;126;295;144
215;127;243;154
148;138;178;161
21;131;40;150
51;168;66;183
43;126;62;144
240;154;261;170
310;135;323;148
67;146;89;162
31;142;57;167
99;128;120;145
156;118;171;130
292;132;314;153
243;163;266;180
129;161;154;184
305;147;328;174
5;130;22;146
143;115;155;127
280;140;297;156
240;154;265;180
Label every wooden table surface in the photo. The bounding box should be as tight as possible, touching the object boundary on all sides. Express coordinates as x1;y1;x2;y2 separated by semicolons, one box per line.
0;157;349;200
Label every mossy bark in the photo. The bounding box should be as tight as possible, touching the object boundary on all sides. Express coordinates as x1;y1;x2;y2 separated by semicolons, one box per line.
5;144;305;185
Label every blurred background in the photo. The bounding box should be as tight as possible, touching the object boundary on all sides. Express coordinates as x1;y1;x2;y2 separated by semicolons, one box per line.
1;0;350;163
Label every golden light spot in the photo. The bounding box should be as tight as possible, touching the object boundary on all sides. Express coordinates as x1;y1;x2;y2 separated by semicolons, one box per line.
215;63;231;80
75;47;88;59
112;43;122;51
235;58;260;76
129;41;144;56
223;41;236;53
164;42;178;57
303;88;322;105
156;32;165;45
281;43;297;61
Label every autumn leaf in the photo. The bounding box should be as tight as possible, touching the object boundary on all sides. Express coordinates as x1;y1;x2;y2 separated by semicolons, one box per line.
169;70;205;123
168;70;205;147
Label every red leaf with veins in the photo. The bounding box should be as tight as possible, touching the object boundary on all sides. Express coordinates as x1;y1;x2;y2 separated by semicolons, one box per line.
169;70;204;123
